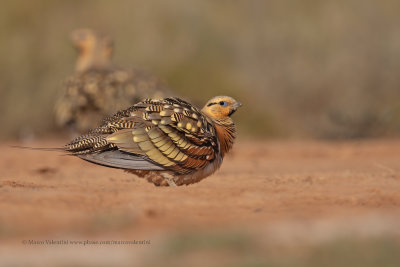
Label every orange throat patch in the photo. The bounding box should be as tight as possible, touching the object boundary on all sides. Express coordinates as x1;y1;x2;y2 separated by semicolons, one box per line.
214;121;236;157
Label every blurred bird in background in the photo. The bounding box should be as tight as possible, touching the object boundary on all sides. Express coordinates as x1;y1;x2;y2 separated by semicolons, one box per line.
65;96;242;186
55;28;172;134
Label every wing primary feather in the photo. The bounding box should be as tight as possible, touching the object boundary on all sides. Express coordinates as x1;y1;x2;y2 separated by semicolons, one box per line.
77;150;165;170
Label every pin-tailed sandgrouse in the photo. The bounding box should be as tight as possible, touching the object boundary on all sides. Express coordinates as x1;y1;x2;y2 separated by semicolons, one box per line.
65;96;242;186
55;29;171;133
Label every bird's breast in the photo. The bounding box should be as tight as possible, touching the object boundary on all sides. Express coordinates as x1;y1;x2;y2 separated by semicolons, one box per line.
177;155;223;185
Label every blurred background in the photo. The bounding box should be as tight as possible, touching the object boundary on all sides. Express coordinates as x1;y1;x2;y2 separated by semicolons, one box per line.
1;1;400;266
1;0;400;139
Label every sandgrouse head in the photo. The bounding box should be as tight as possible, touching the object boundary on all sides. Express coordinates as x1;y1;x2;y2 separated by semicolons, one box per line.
70;28;113;72
201;96;242;120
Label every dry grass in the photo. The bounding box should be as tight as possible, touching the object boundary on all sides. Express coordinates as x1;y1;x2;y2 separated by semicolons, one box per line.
1;0;400;139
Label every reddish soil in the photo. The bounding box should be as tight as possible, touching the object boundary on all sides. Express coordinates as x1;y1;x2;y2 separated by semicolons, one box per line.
1;139;400;243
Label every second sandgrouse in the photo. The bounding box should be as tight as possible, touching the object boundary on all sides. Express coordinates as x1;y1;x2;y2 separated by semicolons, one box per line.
55;28;171;133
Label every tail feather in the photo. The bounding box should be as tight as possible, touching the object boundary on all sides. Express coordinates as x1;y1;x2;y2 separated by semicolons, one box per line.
11;146;64;152
65;133;111;154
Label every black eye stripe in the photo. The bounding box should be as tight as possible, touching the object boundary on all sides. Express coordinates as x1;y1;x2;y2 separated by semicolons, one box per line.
207;102;217;107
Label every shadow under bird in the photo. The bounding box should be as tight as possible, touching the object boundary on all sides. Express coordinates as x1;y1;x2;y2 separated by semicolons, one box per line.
65;96;242;186
55;28;171;133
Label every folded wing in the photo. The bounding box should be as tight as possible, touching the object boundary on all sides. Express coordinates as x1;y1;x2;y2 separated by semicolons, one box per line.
65;97;220;175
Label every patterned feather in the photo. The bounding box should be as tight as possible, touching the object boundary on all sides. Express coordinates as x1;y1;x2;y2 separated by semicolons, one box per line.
65;96;242;186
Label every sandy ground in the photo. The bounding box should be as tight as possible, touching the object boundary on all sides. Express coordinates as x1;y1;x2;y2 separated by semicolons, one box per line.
1;139;400;265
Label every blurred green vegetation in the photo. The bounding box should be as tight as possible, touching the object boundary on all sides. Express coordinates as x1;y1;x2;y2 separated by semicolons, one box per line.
1;0;400;139
143;229;400;267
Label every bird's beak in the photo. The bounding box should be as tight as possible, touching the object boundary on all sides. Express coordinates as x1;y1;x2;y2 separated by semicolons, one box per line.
228;102;242;116
234;102;242;109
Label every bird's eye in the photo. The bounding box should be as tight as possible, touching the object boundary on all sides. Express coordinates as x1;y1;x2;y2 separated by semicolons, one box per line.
219;101;228;106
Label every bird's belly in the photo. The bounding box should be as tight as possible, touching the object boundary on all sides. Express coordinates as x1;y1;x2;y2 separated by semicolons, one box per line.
177;158;222;185
126;157;222;186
